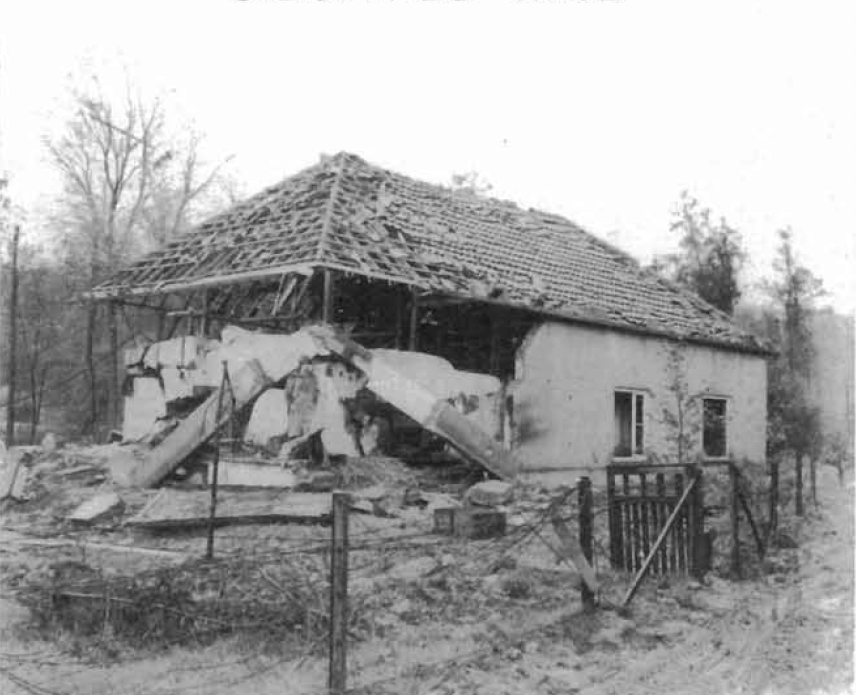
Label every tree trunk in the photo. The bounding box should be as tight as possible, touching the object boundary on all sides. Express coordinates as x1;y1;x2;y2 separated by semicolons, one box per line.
768;458;779;543
108;300;120;435
810;456;817;508
85;299;98;437
4;224;20;446
795;451;804;517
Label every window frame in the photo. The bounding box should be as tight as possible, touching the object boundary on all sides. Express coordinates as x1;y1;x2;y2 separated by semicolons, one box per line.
701;395;730;460
613;388;647;460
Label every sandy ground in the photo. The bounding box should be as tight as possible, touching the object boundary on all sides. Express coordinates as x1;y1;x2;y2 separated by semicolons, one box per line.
1;462;852;695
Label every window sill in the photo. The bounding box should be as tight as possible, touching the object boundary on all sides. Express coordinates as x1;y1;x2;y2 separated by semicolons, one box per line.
611;455;649;464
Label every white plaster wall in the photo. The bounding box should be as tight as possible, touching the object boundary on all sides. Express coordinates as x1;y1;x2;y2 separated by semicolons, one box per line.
512;321;767;475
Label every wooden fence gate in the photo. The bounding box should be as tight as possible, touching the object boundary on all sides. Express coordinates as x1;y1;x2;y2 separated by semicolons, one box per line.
607;463;706;577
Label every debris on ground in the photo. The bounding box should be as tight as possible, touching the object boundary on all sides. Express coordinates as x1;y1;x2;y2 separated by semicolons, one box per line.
127;488;332;529
67;492;125;524
466;479;514;507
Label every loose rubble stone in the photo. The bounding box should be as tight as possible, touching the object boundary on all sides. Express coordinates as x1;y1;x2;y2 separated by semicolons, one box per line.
466;480;513;507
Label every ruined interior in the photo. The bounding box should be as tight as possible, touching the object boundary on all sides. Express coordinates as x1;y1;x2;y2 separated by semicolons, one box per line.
114;267;540;481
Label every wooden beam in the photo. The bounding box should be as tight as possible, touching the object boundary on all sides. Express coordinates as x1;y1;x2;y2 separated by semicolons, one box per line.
199;289;210;338
394;286;404;349
322;269;337;324
408;290;419;350
489;309;501;376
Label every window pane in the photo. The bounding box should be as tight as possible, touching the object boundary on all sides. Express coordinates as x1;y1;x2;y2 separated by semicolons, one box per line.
703;399;727;458
614;392;632;457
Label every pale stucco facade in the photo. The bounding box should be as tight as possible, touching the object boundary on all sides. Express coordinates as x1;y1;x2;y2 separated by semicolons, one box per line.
511;321;768;477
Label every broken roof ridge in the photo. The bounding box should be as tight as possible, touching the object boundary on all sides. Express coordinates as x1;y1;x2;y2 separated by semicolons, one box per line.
315;151;347;264
91;149;771;354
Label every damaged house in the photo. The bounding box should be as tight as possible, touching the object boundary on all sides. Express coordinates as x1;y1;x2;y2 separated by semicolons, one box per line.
90;152;770;484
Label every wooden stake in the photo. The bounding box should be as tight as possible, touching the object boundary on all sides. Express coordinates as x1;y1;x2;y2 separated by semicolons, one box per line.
206;361;229;560
578;476;596;610
329;492;349;695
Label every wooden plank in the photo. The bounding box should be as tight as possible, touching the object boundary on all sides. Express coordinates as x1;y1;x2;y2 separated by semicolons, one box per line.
640;473;650;563
67;493;124;523
657;473;668;574
608;463;693;476
609;494;681;504
631;498;641;571
671;474;683;572
607;471;622;569
622;474;632;572
621;474;699;607
126;489;331;529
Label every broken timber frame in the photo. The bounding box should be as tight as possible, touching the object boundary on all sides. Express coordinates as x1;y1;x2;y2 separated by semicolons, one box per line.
309;325;519;480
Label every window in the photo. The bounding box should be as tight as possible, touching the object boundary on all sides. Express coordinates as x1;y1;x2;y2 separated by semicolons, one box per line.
703;398;727;458
614;390;644;457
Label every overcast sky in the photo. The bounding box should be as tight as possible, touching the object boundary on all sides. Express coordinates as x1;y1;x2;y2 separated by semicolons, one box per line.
1;0;854;312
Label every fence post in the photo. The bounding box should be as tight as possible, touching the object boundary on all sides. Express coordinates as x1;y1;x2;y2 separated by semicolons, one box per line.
768;458;778;544
606;468;620;569
329;492;349;695
690;465;705;579
578;476;595;610
205;361;229;560
730;462;741;578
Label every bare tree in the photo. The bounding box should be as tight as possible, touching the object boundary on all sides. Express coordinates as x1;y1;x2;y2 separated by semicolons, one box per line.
46;76;230;437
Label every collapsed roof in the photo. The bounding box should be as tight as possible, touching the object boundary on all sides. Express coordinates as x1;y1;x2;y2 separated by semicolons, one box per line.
92;151;768;354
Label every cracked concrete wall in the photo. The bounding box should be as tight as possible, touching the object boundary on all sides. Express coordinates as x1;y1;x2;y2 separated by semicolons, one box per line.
511;321;767;478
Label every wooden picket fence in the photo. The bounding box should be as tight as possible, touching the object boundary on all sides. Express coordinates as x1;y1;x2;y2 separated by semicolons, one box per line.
606;462;705;577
